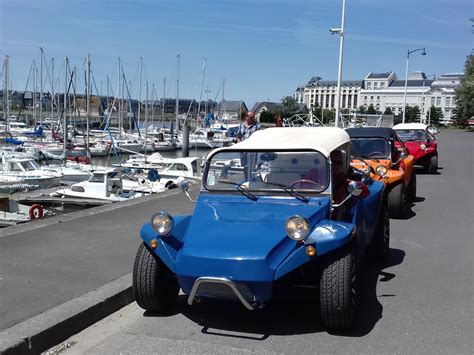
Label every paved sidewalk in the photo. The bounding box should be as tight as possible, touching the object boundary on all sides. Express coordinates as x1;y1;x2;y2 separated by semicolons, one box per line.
0;187;195;331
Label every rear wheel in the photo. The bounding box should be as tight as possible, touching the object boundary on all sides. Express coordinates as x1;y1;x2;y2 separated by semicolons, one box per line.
407;172;417;201
367;204;390;261
133;243;179;313
387;182;406;219
320;250;356;330
428;155;438;174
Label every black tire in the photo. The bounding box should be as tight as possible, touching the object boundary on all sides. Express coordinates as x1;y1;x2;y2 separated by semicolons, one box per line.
133;243;180;313
387;182;406;219
367;204;390;261
320;250;356;330
407;171;417;201
428;155;438;174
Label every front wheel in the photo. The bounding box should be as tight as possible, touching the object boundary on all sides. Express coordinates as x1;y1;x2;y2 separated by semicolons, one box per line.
428;155;438;174
407;172;417;201
133;243;180;313
320;250;356;330
387;183;406;219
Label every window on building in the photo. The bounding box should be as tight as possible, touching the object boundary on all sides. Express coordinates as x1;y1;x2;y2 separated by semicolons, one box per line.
436;97;441;106
446;97;451;106
364;96;367;100
367;82;372;89
431;97;435;107
377;96;380;101
380;82;385;88
374;82;378;89
370;96;374;101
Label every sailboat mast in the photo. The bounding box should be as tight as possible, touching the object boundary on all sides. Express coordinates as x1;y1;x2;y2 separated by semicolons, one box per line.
86;53;91;152
138;57;142;130
33;61;37;128
51;57;54;123
175;54;180;131
118;57;122;134
197;58;206;128
63;57;68;156
39;47;43;126
4;56;10;133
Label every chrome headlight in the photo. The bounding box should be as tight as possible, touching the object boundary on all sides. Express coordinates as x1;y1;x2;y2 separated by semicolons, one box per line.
375;165;387;176
420;143;426;150
151;212;173;236
285;216;310;241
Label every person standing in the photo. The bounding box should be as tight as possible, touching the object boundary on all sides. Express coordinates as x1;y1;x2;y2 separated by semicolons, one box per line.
236;112;261;142
275;114;283;127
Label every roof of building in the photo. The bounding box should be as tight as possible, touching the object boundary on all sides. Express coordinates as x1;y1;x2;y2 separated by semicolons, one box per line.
251;101;281;113
389;80;435;87
346;127;394;140
216;127;350;157
308;80;362;87
217;100;247;112
367;72;393;79
392;123;428;130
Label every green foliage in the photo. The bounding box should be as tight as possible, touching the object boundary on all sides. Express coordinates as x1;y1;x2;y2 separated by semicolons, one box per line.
384;107;393;115
281;96;297;110
259;110;275;123
428;106;443;126
357;105;367;114
404;105;421;123
367;104;376;114
453;54;474;127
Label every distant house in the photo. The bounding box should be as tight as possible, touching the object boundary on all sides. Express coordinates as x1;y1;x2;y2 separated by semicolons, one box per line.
215;100;248;119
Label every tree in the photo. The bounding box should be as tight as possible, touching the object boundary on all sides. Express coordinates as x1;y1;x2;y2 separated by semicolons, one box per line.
453;54;474;127
427;106;443;126
405;105;421;123
357;105;367;114
281;96;297;110
367;104;376;114
384;107;393;115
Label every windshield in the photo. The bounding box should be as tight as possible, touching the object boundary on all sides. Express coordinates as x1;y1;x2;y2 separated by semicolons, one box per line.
204;150;328;193
395;129;427;142
350;138;391;159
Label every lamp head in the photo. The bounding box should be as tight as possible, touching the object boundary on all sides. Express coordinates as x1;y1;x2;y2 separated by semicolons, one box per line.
421;48;427;55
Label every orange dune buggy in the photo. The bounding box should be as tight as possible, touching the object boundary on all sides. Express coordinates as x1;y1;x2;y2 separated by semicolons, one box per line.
347;128;415;219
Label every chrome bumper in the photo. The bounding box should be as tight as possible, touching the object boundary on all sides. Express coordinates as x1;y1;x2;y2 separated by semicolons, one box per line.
187;277;256;310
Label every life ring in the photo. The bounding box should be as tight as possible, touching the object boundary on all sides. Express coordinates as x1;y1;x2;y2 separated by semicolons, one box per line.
165;181;177;189
29;204;44;220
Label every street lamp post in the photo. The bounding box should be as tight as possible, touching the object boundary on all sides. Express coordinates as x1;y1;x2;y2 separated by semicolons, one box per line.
421;74;436;123
330;0;346;128
402;48;426;123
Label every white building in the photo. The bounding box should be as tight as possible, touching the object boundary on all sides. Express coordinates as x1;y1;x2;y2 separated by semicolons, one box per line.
295;71;463;124
294;76;361;111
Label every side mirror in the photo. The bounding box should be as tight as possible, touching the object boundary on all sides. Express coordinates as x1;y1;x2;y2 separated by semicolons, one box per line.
399;151;406;159
347;181;370;198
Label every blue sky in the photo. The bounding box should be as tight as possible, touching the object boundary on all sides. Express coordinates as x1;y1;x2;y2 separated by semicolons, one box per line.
1;0;472;108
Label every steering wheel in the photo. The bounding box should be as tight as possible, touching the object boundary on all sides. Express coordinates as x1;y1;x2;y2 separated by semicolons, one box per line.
368;151;384;158
289;179;324;189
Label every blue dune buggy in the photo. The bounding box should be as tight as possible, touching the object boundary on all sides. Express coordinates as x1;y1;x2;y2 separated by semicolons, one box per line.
133;127;388;330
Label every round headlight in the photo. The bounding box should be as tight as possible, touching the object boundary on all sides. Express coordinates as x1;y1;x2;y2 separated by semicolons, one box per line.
151;212;173;235
285;216;310;241
420;143;426;150
375;165;387;176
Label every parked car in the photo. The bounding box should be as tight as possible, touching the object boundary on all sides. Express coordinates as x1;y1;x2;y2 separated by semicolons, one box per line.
392;123;438;173
132;127;388;330
347;127;416;219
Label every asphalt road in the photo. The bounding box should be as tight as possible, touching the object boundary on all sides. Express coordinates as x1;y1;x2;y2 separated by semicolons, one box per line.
47;129;474;354
0;187;196;331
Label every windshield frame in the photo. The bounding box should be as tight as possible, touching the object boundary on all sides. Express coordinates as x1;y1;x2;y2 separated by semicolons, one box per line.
202;148;330;195
395;129;428;142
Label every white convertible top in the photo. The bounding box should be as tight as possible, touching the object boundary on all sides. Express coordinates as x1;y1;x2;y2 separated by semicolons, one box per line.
215;127;350;157
392;123;428;130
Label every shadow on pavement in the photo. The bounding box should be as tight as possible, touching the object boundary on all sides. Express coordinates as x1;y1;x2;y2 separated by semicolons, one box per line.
143;248;405;339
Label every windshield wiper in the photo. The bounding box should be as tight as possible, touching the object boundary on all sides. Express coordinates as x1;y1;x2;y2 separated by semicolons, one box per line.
217;180;258;201
263;181;309;203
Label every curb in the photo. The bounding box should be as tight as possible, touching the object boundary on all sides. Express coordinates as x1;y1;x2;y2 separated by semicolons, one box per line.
0;273;133;355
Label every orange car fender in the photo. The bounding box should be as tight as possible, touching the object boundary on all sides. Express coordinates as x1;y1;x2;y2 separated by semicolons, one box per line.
402;155;415;185
383;169;404;185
